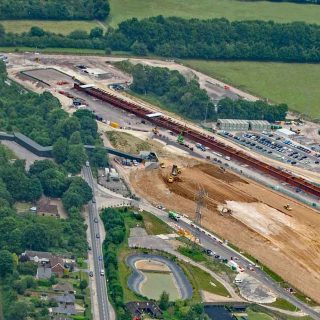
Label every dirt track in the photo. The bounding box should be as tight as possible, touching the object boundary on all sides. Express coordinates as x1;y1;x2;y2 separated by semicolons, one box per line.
130;157;320;303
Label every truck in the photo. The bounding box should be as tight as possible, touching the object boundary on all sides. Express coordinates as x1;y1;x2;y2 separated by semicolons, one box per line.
168;211;181;222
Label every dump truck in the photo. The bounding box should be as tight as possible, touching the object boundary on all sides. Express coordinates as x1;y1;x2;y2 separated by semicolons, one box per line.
168;211;181;221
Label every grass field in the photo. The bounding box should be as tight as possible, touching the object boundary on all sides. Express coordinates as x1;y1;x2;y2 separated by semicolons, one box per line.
108;0;320;26
183;60;320;119
270;298;298;311
1;20;100;35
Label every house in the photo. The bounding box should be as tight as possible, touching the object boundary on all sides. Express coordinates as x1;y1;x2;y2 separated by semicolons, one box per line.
126;301;162;318
21;251;66;278
37;197;59;218
50;293;84;316
52;282;75;294
50;293;76;316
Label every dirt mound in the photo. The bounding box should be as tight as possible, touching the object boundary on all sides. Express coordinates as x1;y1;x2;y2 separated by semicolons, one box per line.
195;163;247;184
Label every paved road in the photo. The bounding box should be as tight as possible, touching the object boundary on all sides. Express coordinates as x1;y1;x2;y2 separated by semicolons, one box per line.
83;165;113;320
138;202;320;320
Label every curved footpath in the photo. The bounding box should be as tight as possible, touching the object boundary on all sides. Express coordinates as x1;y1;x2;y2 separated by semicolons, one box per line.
126;253;193;300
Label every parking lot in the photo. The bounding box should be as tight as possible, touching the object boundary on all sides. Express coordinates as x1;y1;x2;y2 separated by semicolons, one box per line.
219;130;320;173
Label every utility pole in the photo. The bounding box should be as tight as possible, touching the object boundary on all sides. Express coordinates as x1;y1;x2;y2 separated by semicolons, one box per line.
194;186;207;246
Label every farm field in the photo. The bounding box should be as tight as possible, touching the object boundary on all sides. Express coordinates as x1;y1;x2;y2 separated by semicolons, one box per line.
183;60;320;120
1;20;100;35
108;0;320;26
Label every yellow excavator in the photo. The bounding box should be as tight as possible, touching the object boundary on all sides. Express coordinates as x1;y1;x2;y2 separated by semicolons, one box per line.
284;204;292;211
167;164;182;183
160;162;166;168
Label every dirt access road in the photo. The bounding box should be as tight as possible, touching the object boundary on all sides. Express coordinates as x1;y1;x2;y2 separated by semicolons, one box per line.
130;157;320;303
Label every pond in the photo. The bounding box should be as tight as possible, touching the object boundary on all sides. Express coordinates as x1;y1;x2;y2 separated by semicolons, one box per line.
140;271;180;300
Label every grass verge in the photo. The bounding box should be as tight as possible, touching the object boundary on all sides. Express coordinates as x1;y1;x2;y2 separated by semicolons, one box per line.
182;60;320;120
269;298;298;311
177;246;206;263
142;211;172;235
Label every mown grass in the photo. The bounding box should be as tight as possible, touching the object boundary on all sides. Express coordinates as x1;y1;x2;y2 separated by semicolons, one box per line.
180;262;230;299
107;0;320;26
182;60;320;120
1;20;100;35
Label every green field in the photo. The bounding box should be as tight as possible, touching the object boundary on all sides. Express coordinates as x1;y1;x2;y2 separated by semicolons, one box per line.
1;20;101;35
183;60;320;119
108;0;320;26
247;310;274;320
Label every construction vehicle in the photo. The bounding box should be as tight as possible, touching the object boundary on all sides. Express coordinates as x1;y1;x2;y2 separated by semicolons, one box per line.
219;166;226;173
160;162;166;168
171;164;182;176
177;132;184;145
220;207;232;216
152;127;159;134
284;204;292;211
168;211;181;221
167;175;174;183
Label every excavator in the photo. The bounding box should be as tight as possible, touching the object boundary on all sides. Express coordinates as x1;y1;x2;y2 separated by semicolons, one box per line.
167;164;182;183
284;204;292;211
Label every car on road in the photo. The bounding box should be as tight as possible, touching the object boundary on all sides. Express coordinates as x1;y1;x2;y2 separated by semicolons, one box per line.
98;256;103;261
96;234;100;239
214;254;220;259
89;271;93;277
88;245;91;250
92;198;96;203
94;217;98;223
204;249;214;256
100;270;105;276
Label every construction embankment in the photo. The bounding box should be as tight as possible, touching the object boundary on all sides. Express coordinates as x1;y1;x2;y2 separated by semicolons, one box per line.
130;157;320;304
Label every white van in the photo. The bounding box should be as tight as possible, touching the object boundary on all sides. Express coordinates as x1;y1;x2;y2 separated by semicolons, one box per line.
234;279;243;284
100;270;105;276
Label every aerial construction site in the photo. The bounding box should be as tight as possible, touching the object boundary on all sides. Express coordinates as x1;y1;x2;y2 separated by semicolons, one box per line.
5;52;320;306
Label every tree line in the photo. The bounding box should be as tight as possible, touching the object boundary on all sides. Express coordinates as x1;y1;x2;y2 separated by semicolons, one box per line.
0;0;109;20
0;15;320;62
117;61;288;122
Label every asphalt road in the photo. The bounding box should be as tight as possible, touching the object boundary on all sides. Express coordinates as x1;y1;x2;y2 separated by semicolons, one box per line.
138;202;320;320
83;165;112;320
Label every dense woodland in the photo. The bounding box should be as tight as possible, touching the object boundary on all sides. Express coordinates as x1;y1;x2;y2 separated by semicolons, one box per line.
0;62;102;319
0;15;319;62
117;61;288;122
0;0;109;20
113;17;320;62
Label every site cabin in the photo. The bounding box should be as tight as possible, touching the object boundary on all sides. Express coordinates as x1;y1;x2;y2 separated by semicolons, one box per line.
168;211;181;221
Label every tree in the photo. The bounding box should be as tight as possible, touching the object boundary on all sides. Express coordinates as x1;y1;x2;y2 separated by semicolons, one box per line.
64;144;87;174
69;131;82;144
0;249;14;277
159;291;170;310
22;224;50;251
131;41;148;56
52;138;69;164
90;27;103;38
69;30;89;40
79;279;88;291
7;301;30;320
30;26;45;37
